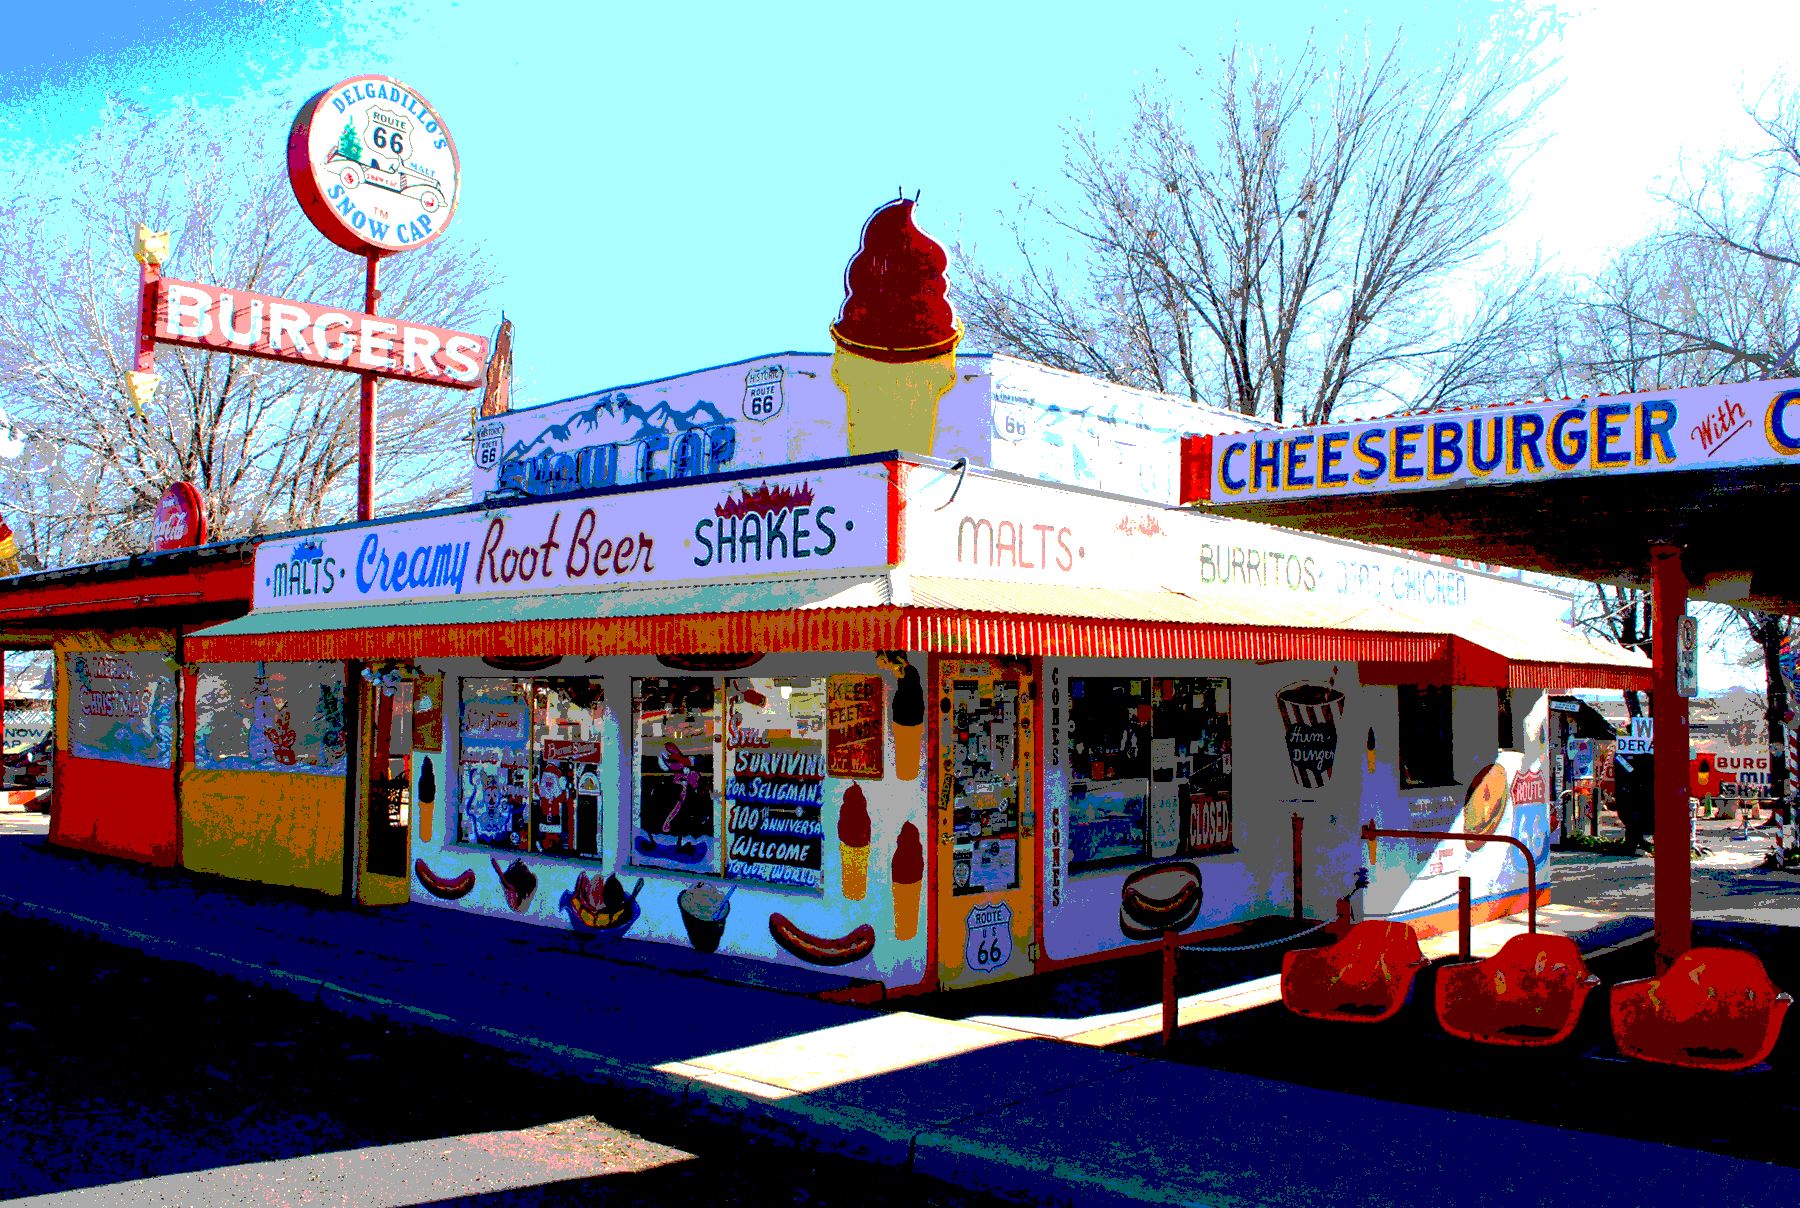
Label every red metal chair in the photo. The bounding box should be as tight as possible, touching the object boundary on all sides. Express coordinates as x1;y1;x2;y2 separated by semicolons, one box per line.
1436;933;1600;1047
1281;920;1426;1022
1611;947;1793;1071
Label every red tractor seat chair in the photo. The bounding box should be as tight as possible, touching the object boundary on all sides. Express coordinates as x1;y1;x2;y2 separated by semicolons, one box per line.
1611;947;1792;1071
1281;920;1427;1023
1436;932;1600;1047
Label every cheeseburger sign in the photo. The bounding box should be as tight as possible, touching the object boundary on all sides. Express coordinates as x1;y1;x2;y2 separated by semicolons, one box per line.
1184;381;1800;503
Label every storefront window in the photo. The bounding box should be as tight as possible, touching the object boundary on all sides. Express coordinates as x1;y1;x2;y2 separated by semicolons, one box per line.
67;650;177;768
1399;684;1454;788
724;677;827;890
632;677;722;872
1067;677;1232;872
631;675;830;892
459;677;605;856
195;662;348;775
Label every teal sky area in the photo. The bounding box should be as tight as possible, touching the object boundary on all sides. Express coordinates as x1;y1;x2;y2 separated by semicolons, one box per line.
0;0;1483;406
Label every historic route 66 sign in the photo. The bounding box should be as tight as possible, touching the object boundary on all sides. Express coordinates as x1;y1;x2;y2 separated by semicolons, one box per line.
473;420;504;470
965;900;1013;973
742;364;786;423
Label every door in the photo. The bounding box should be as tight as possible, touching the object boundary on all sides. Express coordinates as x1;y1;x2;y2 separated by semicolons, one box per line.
355;671;413;905
935;657;1037;989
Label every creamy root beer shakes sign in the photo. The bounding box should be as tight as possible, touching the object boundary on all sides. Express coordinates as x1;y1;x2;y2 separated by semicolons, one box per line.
1184;381;1800;503
287;75;461;257
252;463;888;610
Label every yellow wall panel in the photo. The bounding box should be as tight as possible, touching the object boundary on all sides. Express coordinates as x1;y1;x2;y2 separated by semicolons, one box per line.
181;767;345;895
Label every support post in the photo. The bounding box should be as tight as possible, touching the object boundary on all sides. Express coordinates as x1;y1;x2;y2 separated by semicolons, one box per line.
1160;929;1178;1048
358;254;381;522
1651;544;1692;972
1458;876;1471;960
1291;812;1303;920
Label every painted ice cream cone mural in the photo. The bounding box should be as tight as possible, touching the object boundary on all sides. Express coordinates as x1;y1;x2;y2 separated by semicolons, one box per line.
1276;681;1346;787
418;755;436;843
830;195;962;455
893;820;924;941
891;661;925;781
1366;727;1376;774
839;782;871;900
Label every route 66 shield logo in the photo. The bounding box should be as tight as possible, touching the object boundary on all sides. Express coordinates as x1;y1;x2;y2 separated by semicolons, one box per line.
473;420;504;470
742;365;785;423
965;901;1013;973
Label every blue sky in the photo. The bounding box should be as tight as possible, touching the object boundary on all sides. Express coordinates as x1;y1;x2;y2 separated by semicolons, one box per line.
3;0;1798;690
4;0;1795;405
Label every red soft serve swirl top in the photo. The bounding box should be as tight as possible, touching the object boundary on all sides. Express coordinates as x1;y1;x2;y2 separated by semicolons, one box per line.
830;198;961;362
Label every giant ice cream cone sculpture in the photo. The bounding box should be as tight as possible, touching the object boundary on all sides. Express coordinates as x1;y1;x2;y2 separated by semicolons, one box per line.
830;196;962;455
893;821;924;942
839;783;871;901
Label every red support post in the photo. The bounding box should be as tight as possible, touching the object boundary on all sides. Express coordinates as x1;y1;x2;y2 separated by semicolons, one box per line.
358;254;381;522
1651;544;1692;972
135;258;160;374
1457;876;1471;960
1161;928;1178;1048
1291;812;1304;920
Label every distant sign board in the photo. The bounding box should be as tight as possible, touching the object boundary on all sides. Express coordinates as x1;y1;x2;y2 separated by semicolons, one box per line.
1617;716;1653;756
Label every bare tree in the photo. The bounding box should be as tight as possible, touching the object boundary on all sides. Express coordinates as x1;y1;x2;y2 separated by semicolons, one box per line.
0;100;496;568
1738;612;1795;802
953;21;1553;423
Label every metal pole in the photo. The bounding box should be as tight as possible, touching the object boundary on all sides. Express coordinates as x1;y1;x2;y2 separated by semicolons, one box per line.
1457;876;1471;960
1651;544;1692;972
358;254;381;522
1291;812;1304;920
1361;823;1537;933
1161;928;1178;1048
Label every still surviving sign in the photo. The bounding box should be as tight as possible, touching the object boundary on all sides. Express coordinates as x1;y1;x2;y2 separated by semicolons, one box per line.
826;674;884;779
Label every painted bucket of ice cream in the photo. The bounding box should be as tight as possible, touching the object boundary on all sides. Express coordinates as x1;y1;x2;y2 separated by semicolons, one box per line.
678;882;732;953
1276;683;1346;788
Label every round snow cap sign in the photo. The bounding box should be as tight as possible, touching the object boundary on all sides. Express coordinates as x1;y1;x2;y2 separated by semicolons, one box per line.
151;481;207;552
288;74;461;257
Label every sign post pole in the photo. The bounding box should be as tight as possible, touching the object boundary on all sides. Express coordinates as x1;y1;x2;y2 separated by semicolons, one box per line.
1652;544;1692;972
359;254;380;521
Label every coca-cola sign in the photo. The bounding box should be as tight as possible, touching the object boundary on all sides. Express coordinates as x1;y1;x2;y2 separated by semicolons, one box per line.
151;481;207;552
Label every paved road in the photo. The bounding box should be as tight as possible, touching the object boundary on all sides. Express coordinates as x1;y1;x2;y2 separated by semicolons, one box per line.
1551;817;1800;925
0;906;998;1206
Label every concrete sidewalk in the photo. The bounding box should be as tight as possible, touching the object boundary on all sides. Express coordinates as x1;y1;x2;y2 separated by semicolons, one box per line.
4;829;1798;1207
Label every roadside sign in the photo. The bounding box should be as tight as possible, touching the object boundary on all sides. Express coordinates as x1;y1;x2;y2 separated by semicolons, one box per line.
1550;699;1580;714
1618;716;1653;756
1677;615;1699;698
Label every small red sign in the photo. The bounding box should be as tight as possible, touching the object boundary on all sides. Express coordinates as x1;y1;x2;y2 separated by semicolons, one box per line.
151;481;207;552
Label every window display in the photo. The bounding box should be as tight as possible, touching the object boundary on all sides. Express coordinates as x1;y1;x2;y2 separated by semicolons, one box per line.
459;677;605;856
632;677;721;872
68;650;177;768
195;662;348;776
724;677;827;890
948;668;1023;896
1067;677;1231;872
631;675;832;891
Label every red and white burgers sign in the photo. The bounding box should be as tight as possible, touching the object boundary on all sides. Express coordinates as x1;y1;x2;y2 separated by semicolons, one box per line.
288;74;461;258
151;481;207;552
